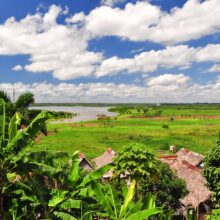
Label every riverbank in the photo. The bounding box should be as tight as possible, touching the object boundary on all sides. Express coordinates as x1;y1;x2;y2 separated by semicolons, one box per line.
30;106;117;123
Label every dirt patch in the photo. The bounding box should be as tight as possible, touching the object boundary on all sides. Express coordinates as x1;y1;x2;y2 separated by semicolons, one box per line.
34;131;57;144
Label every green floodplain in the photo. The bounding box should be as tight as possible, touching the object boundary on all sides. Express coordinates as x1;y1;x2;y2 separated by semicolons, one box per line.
33;104;220;159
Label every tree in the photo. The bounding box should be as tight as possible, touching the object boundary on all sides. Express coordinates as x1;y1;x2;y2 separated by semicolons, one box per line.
0;99;50;219
0;90;34;117
113;142;159;199
142;162;188;213
15;92;34;110
0;99;113;219
203;142;220;207
113;143;187;215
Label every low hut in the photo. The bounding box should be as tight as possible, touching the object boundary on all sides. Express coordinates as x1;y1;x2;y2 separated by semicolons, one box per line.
92;148;116;178
68;153;94;172
79;153;94;172
92;148;116;168
160;148;211;217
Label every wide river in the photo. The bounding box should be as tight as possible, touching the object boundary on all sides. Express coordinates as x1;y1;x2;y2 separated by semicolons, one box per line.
30;106;117;123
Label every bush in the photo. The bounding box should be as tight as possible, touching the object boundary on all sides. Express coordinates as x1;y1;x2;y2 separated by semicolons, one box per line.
162;124;169;129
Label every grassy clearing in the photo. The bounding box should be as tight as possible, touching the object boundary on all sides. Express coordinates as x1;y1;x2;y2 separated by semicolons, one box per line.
33;117;220;159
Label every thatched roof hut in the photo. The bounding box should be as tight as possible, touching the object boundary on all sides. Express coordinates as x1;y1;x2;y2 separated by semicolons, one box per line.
92;148;116;178
176;161;211;209
92;148;116;169
69;153;94;172
79;153;94;172
160;148;211;214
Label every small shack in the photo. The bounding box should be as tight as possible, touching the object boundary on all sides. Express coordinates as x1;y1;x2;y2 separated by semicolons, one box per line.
92;148;116;178
160;148;211;217
79;153;94;172
68;152;94;172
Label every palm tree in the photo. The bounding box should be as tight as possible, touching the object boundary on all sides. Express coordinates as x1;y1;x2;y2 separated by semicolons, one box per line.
0;90;34;117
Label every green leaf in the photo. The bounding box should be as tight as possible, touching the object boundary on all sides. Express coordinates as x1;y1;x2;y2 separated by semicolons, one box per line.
0;99;6;141
54;211;77;220
91;182;115;218
80;163;112;187
68;151;80;183
5;111;50;153
119;180;136;217
29;162;59;175
48;191;67;207
125;208;161;220
8;112;22;141
143;193;156;209
60;199;81;209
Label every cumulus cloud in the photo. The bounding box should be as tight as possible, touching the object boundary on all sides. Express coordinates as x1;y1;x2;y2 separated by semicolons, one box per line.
1;2;220;81
71;0;220;44
0;5;103;80
146;74;190;88
208;64;220;73
12;65;23;71
94;44;220;77
1;74;220;103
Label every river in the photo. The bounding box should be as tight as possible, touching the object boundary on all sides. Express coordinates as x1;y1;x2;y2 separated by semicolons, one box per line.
30;106;117;123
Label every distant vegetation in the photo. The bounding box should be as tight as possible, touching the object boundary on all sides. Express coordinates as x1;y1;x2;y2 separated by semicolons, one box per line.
109;104;220;117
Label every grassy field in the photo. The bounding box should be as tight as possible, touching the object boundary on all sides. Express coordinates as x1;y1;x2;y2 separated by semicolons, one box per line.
33;116;220;159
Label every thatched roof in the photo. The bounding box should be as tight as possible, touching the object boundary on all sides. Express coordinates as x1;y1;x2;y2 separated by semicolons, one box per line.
174;160;211;208
79;153;94;172
160;148;211;209
92;148;116;178
92;148;116;169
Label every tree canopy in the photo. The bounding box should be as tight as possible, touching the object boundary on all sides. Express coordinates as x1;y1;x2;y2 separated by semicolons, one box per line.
204;142;220;207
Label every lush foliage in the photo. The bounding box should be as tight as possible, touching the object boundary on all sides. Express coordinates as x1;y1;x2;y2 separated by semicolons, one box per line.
204;142;220;207
142;162;188;212
113;143;188;214
0;100;162;220
113;143;158;183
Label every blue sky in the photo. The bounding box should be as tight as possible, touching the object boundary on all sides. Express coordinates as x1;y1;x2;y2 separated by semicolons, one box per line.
0;0;220;103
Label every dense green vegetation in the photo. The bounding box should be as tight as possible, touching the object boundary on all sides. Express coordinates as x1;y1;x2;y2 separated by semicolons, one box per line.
204;142;220;207
1;96;220;219
109;104;220;117
0;99;167;219
34;117;220;158
112;143;188;215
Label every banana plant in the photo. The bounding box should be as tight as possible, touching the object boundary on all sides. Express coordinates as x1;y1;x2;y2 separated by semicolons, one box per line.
0;99;50;219
91;179;161;220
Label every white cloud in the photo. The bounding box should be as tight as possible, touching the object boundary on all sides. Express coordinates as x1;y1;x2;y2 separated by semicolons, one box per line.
72;0;220;44
83;2;161;41
146;73;190;87
0;5;103;80
12;65;23;71
94;44;220;77
1;3;220;80
208;64;220;73
1;74;220;103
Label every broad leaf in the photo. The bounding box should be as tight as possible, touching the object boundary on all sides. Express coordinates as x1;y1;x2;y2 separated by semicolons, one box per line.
8;112;22;141
125;208;161;220
54;211;77;220
120;180;136;217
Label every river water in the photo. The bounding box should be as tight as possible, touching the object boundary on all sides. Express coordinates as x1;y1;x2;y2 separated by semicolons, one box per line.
30;106;117;123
